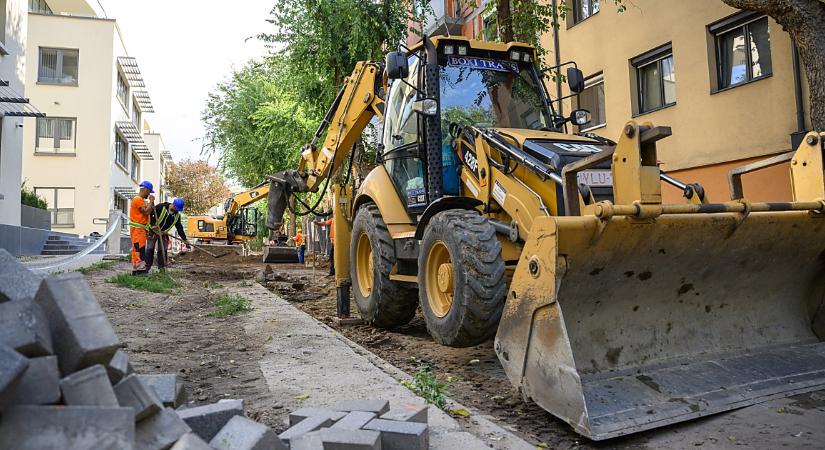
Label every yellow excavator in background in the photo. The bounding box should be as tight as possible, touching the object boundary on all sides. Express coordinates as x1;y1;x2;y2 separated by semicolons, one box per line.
187;181;269;245
265;36;825;440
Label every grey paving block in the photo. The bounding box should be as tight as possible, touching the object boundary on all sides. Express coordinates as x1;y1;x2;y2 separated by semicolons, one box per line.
0;343;28;399
0;299;53;356
138;374;187;407
290;432;324;450
60;364;119;407
136;407;192;450
330;411;376;430
210;415;286;450
177;398;244;442
278;415;334;444
300;429;382;450
0;405;134;450
35;273;120;374
171;432;214;450
380;404;428;423
107;348;133;384
0;249;43;303
289;407;347;426
363;418;428;450
3;355;60;406
114;374;163;421
333;399;390;415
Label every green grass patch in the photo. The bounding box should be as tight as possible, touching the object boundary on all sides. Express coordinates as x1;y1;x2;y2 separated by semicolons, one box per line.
400;365;450;410
77;260;117;274
108;272;179;293
209;294;254;318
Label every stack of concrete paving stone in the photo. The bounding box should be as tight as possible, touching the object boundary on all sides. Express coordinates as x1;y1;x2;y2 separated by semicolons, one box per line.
280;399;429;450
0;250;270;450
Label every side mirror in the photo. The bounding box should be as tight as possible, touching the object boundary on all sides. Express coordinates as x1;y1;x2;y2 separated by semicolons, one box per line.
385;51;409;80
566;67;585;93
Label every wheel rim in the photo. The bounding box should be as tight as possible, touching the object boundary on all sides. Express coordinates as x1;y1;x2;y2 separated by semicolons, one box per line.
425;240;454;318
355;232;374;298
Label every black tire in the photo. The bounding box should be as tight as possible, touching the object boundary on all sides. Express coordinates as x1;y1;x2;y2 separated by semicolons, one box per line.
418;209;506;347
350;204;418;328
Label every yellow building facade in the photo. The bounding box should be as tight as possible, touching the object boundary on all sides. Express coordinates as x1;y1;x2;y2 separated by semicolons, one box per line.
547;0;810;202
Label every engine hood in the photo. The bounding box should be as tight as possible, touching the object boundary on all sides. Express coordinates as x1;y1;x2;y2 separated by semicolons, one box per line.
489;128;614;169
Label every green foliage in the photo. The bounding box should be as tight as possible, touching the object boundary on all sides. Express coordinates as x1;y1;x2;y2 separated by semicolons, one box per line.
108;272;179;294
202;59;314;186
77;260;116;274
21;183;47;210
400;365;450;410
209;294;254;317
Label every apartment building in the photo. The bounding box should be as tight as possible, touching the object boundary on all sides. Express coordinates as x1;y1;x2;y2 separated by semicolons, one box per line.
21;0;168;236
412;0;809;203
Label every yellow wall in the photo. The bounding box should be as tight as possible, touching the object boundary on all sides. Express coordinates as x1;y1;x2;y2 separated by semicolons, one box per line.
546;0;803;201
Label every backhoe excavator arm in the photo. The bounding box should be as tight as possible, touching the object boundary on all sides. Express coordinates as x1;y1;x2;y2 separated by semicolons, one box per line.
266;61;385;230
224;181;270;216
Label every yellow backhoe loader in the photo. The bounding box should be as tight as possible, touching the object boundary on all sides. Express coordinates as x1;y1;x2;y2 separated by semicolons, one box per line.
187;182;269;245
265;36;825;440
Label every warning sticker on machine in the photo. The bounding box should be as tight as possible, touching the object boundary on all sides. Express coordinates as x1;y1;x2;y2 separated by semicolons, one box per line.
492;181;507;205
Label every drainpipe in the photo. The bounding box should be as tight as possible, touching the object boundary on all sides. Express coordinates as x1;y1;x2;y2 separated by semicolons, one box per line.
792;41;805;133
552;0;563;116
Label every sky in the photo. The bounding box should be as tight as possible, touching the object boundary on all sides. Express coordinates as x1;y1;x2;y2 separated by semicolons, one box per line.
100;0;273;164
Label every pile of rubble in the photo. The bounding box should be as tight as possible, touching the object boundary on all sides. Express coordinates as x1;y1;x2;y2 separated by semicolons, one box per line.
0;250;431;449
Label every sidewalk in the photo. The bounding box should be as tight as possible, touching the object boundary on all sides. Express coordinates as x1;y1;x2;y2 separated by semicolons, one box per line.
234;282;535;450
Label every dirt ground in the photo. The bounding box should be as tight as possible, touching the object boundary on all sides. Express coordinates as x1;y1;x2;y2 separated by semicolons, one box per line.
85;253;291;432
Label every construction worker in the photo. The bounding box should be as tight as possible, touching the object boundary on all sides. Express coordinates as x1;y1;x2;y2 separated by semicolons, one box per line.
129;181;155;274
295;228;305;264
145;197;190;272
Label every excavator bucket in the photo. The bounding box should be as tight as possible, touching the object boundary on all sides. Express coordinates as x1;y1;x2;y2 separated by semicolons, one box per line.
494;126;825;440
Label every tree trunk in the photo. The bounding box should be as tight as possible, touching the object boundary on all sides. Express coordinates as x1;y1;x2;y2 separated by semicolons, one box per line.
497;0;514;42
720;0;825;130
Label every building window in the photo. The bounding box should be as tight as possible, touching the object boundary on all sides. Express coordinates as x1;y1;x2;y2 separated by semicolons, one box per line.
632;43;675;114
482;14;497;41
117;73;129;109
115;133;128;169
35;117;77;153
29;0;52;13
712;13;772;90
131;99;140;129
572;0;599;24
130;153;140;181
34;187;74;227
38;48;78;85
576;74;606;131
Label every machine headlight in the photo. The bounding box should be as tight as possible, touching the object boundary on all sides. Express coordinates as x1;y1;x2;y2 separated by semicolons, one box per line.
522;52;531;62
412;98;438;116
457;45;468;56
572;109;592;126
444;44;455;55
510;50;521;61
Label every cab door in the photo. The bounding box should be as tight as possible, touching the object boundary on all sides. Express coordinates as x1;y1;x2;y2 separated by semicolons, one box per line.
382;55;427;213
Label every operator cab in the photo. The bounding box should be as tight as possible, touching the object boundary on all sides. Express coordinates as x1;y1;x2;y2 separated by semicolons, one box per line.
382;37;612;215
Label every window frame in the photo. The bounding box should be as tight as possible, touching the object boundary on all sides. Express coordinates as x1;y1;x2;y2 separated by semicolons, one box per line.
114;131;129;171
35;117;77;155
116;72;129;111
131;97;141;129
130;152;140;182
34;186;75;227
571;0;599;26
37;47;79;86
711;12;772;92
631;43;675;115
576;73;606;132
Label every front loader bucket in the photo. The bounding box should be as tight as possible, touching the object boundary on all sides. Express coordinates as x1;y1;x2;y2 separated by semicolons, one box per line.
495;211;825;440
262;246;299;264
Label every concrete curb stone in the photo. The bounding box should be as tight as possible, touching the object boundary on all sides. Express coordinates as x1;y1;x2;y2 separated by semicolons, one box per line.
114;374;164;421
0;299;53;356
210;415;286;450
176;398;245;442
60;364;119;407
3;355;60;406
